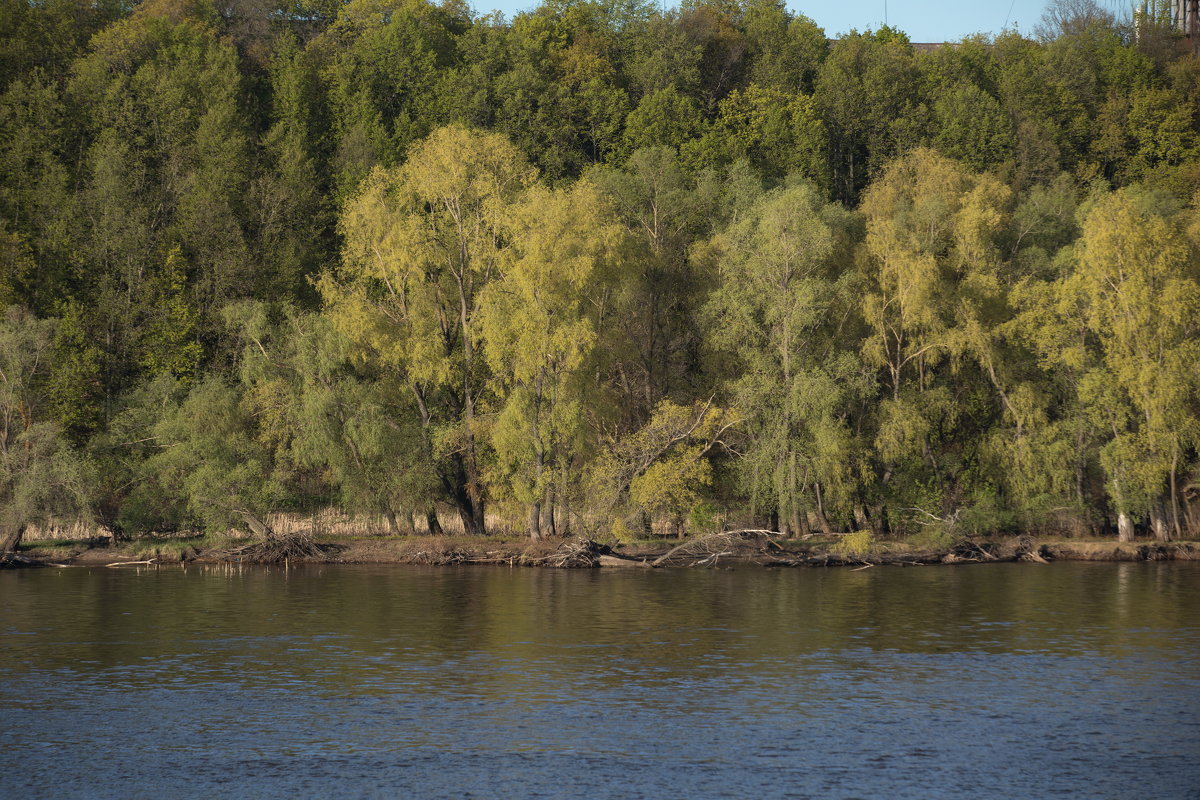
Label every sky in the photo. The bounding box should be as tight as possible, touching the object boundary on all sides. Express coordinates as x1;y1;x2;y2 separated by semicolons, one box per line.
790;1;1051;42
471;1;1116;43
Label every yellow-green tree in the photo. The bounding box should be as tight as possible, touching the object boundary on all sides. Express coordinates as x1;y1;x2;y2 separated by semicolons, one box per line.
703;180;850;535
860;148;1012;524
1072;188;1200;540
322;125;536;535
481;180;628;538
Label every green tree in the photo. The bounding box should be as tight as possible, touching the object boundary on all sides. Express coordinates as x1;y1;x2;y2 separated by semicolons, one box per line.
684;83;827;188
1071;188;1200;540
0;307;91;554
322;125;537;535
229;301;439;534
147;376;286;538
816;29;924;203
703;179;858;534
481;180;628;538
932;81;1014;173
591;147;722;424
314;0;464;199
860;148;1013;528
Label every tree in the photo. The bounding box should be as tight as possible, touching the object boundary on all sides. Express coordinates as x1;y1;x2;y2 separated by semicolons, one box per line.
859;148;1013;528
590;146;722;425
591;398;738;538
146;376;285;538
703;179;856;535
228;301;439;534
816;29;923;203
322;125;537;535
741;0;826;94
1072;188;1200;540
619;86;703;159
481;179;628;538
932;81;1014;173
314;0;465;199
684;83;828;189
0;306;91;554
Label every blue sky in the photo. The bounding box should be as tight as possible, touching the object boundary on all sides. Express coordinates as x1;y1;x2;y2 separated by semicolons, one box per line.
470;1;1067;43
788;1;1051;42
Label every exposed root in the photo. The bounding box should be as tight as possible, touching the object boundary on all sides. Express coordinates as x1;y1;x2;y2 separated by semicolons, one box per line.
405;547;471;565
945;539;1000;563
211;531;336;564
1016;535;1050;563
0;552;42;569
534;537;611;568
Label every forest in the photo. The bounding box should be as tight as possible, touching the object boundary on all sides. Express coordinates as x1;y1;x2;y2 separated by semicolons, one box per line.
2;0;1200;553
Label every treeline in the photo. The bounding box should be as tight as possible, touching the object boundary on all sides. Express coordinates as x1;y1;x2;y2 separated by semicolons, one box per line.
2;0;1200;549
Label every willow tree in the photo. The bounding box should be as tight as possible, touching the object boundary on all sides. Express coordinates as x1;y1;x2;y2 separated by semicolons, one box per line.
0;307;91;555
146;376;285;538
590;146;721;423
481;180;628;539
1072;188;1200;541
702;180;847;536
860;148;1013;525
228;302;439;535
322;125;537;535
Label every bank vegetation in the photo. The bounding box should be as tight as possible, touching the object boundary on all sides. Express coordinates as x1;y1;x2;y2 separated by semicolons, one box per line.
3;0;1200;559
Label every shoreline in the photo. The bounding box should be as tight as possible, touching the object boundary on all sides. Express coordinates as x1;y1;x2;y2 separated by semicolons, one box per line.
8;533;1200;570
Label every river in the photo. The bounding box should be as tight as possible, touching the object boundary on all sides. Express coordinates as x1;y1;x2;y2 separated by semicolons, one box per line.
2;562;1198;798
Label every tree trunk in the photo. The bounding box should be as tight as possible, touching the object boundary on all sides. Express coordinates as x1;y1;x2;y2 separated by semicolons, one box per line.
1169;446;1183;539
384;509;400;535
239;511;276;541
0;523;26;554
426;508;444;537
529;500;542;541
853;504;872;532
1150;501;1171;542
813;483;834;534
1117;511;1135;542
870;503;888;537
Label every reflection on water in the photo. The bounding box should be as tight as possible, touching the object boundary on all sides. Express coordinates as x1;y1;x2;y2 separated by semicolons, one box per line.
2;563;1198;798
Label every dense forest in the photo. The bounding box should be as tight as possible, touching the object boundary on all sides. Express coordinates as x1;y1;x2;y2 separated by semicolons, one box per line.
2;0;1200;552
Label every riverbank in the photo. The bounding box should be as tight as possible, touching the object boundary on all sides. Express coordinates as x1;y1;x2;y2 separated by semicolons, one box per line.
8;530;1200;569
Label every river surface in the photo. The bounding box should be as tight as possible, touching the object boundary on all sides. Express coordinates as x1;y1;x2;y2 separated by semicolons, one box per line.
1;562;1198;799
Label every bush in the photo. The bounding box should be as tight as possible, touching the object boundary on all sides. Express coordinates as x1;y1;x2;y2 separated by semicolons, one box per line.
831;529;875;556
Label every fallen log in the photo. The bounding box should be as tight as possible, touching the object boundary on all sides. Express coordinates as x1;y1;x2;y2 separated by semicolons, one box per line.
651;529;783;567
598;554;654;568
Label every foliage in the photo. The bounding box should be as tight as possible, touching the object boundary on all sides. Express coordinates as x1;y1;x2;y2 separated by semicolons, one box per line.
0;306;92;551
1;1;1199;543
831;530;875;556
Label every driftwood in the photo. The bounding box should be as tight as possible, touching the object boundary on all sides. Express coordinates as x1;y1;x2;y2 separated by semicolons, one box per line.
405;547;471;565
105;559;157;567
598;553;654;568
652;529;783;567
535;537;611;568
0;552;41;569
210;531;332;564
1015;535;1050;563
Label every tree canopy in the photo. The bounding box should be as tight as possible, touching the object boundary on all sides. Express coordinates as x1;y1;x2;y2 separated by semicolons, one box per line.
4;0;1200;544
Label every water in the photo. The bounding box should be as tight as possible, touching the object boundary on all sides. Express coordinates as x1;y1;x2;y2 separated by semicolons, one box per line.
1;562;1198;799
